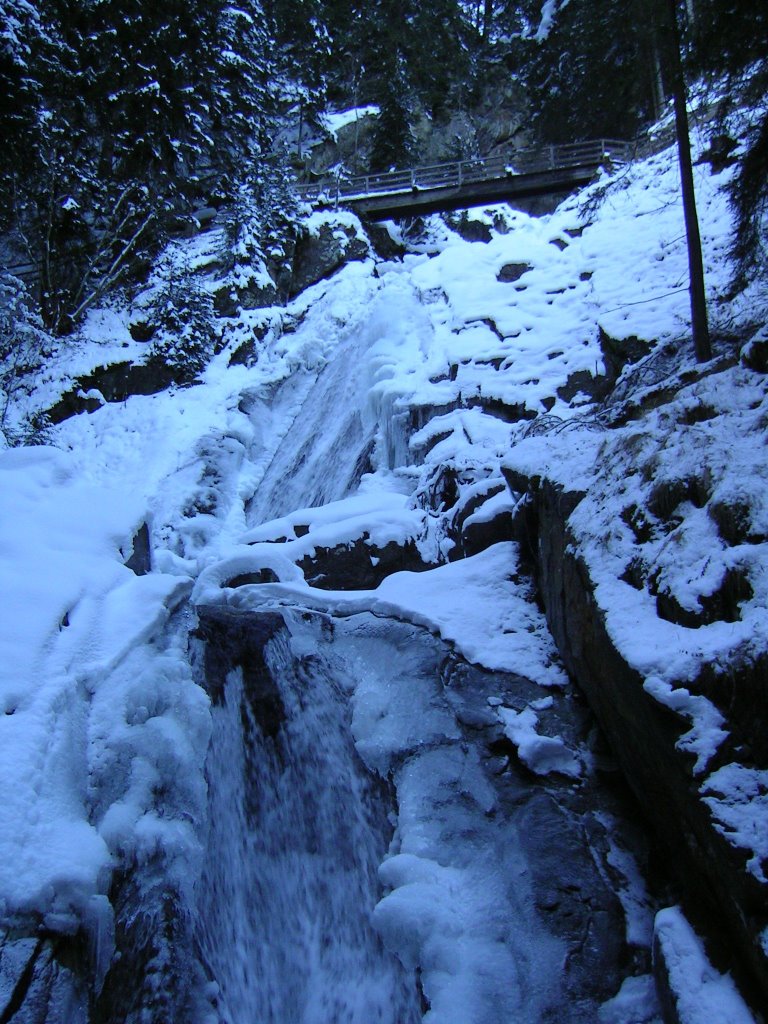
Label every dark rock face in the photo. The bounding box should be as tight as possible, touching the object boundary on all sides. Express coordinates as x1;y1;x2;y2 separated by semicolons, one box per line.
497;261;532;283
366;223;406;261
0;935;88;1024
124;523;151;576
446;480;518;559
289;222;370;297
741;334;768;374
449;214;493;243
515;792;627;1006
194;606;286;733
212;278;278;317
549;330;653;407
45;360;193;426
599;329;652;385
516;473;768;1008
297;537;428;589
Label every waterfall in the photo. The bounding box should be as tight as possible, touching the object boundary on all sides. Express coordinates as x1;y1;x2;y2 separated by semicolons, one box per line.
245;328;378;527
194;616;422;1024
185;264;656;1024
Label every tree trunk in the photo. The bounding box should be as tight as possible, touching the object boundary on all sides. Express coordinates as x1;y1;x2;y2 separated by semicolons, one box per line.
666;0;711;362
482;0;494;40
650;31;666;121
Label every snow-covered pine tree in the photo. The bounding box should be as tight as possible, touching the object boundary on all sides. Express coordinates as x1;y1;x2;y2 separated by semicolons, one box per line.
268;0;333;154
81;0;215;201
0;0;290;332
0;0;101;331
209;0;280;190
370;50;418;171
0;0;44;183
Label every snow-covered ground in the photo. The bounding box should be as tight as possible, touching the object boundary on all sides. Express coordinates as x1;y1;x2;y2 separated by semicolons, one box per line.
0;118;765;1021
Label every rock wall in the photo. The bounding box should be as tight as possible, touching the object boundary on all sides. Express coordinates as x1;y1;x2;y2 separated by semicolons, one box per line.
513;472;768;1014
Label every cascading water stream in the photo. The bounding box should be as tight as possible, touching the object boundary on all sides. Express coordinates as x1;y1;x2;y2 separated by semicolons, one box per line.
187;267;654;1024
246;328;378;526
190;271;434;1023
194;620;421;1024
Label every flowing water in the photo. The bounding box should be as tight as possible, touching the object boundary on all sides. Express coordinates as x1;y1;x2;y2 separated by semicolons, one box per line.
194;622;422;1024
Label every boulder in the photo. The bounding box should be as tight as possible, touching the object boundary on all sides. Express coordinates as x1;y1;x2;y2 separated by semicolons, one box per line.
297;536;428;590
497;262;532;283
289;219;370;297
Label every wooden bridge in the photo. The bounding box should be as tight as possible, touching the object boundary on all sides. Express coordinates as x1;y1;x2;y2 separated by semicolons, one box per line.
297;138;633;219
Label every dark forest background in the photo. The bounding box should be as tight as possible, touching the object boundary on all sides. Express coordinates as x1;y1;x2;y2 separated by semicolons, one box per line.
0;0;765;335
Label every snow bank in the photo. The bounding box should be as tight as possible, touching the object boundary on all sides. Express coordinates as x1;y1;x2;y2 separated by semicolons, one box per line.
654;907;756;1024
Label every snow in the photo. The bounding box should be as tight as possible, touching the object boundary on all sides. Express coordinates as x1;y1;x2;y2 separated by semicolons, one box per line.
320;105;379;139
654;907;756;1024
701;765;768;883
497;704;582;777
598;975;660;1024
0;105;765;1021
0;445;192;925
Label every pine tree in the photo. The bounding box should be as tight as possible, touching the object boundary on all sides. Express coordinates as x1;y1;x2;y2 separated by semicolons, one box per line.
269;0;332;135
0;0;287;332
521;0;657;142
209;0;279;186
80;0;215;199
689;0;768;280
370;50;418;171
0;0;44;187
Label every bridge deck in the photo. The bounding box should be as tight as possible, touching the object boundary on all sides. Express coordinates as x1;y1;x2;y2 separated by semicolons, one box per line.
298;139;632;219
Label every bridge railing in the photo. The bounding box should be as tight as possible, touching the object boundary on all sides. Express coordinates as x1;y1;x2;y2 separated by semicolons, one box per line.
297;138;633;206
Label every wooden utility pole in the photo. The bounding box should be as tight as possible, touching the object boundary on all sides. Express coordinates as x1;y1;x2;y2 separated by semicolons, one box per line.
666;0;711;362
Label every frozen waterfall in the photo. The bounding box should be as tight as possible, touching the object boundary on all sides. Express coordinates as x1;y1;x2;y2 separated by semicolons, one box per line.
193;613;422;1024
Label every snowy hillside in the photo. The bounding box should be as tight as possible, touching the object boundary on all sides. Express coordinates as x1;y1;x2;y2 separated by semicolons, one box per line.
0;124;766;1024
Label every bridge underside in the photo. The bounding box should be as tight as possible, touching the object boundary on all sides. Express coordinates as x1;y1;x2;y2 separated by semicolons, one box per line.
347;163;601;220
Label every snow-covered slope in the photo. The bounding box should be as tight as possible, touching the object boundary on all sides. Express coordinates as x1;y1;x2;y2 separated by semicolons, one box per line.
0;124;765;1022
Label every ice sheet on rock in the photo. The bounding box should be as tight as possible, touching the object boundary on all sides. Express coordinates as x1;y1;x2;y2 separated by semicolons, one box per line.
198;541;567;686
376;743;565;1024
343;622;461;775
653;907;757;1024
